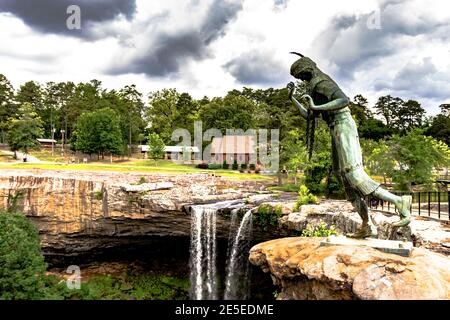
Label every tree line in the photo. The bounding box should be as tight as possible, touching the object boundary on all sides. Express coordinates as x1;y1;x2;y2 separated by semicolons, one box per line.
0;73;449;190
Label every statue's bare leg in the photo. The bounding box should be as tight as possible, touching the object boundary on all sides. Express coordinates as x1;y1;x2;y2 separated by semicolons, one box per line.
372;187;412;227
346;194;373;239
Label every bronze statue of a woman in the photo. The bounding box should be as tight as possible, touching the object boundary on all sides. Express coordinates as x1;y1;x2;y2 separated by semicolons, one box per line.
287;53;411;238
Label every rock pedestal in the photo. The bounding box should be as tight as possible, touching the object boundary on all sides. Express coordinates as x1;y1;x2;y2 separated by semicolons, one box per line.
320;235;413;257
249;237;450;300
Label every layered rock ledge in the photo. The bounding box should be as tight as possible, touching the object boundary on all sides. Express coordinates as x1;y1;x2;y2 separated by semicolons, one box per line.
0;170;271;260
249;237;450;300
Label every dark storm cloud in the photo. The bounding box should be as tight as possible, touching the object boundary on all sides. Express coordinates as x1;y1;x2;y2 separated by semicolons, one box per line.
223;51;288;85
311;0;450;80
0;0;136;38
108;0;243;77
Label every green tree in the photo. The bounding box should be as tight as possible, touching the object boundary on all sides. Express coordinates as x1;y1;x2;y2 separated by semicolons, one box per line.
358;118;393;141
349;94;373;126
425;105;450;145
147;89;199;144
199;94;257;132
388;130;450;190
0;212;47;300
7;103;44;158
147;133;165;161
395;99;425;131
72;108;123;158
282;129;308;185
118;85;146;156
361;139;395;185
0;74;16;143
303;124;333;195
374;95;402;127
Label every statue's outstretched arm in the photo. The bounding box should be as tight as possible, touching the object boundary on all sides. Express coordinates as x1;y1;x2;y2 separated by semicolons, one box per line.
303;95;349;112
290;96;309;118
287;82;308;119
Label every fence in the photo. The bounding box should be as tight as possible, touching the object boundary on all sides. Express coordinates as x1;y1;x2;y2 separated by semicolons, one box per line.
366;191;449;221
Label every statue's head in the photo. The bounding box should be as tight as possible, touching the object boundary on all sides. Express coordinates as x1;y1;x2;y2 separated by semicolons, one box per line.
290;52;316;82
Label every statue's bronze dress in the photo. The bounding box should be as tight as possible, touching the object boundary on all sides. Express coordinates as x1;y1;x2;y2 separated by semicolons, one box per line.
294;57;380;198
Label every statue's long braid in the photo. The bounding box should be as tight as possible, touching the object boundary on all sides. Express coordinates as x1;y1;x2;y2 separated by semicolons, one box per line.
306;110;318;161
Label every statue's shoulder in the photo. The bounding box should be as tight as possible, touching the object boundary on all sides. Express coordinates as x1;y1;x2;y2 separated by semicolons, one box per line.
311;74;346;101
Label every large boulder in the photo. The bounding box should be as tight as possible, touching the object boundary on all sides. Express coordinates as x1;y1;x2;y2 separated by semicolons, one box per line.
249;237;450;300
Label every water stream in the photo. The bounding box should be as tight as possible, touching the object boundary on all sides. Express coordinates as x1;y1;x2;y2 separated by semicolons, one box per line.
224;209;253;300
188;201;253;300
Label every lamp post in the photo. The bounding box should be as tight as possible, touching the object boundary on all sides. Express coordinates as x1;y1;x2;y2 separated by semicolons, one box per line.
51;128;56;156
61;129;65;155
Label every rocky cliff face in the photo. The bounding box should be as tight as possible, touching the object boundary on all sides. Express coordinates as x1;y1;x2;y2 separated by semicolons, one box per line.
249;237;450;300
0;170;270;262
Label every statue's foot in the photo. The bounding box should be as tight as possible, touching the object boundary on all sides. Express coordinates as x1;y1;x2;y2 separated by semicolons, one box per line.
393;195;412;227
346;224;372;239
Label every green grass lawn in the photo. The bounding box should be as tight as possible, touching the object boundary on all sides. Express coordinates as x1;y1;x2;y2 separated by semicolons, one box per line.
0;159;274;181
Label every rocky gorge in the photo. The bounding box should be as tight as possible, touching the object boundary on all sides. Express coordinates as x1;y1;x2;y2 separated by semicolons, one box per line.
1;169;449;300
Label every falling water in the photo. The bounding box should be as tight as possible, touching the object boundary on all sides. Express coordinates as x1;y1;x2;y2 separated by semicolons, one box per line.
189;200;243;300
224;209;253;300
189;206;218;300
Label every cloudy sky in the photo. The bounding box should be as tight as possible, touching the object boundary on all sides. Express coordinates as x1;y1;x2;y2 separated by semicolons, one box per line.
1;0;449;114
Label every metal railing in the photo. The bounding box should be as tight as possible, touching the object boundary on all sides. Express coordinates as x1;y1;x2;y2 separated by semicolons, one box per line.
366;191;449;221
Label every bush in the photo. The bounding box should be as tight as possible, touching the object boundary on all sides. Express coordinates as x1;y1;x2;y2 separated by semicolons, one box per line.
253;204;283;231
301;222;337;237
196;163;209;169
93;191;103;200
293;185;319;211
138;176;148;184
249;163;256;171
207;164;222;170
222;160;229;170
0;212;47;300
240;163;247;170
232;160;238;170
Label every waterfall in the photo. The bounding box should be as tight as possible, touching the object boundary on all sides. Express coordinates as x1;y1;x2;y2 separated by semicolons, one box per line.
189;206;218;300
224;209;253;300
188;201;253;300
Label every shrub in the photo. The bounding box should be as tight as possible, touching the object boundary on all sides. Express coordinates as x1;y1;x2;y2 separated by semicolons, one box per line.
253;204;283;231
138;176;148;184
207;164;222;170
222;160;229;170
301;222;337;237
196;163;209;169
232;160;238;170
293;185;319;211
93;191;103;200
0;212;47;300
240;163;247;170
249;163;256;171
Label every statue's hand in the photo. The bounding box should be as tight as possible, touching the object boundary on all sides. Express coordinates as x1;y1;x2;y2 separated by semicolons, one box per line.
301;94;316;110
287;82;296;98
